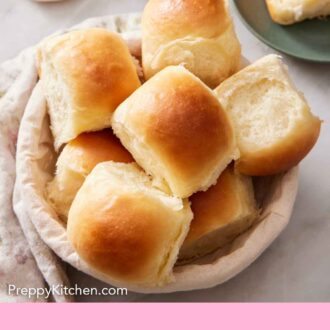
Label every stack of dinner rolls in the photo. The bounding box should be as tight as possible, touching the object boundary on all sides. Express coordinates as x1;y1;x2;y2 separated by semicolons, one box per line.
37;0;321;288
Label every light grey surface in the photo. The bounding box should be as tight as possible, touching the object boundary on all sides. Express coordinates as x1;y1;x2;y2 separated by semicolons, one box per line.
1;0;329;302
0;0;147;62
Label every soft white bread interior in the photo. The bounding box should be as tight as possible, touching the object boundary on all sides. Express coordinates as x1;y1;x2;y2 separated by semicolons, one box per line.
47;129;134;221
67;162;193;287
142;0;241;88
112;65;239;198
266;0;330;25
37;28;141;150
179;165;258;260
214;55;321;176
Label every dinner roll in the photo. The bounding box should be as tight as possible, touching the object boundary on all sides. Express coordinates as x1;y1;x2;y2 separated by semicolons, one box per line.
142;0;241;88
47;130;133;221
37;28;141;150
67;162;193;287
214;55;321;176
112;66;239;198
266;0;330;25
179;166;258;260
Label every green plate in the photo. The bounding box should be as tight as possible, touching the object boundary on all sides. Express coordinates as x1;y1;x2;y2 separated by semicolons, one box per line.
233;0;330;63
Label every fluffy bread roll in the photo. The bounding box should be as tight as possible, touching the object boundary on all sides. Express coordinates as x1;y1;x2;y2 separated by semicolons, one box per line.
142;0;241;88
179;166;258;260
214;55;321;176
266;0;330;25
47;130;133;221
37;28;141;150
112;66;238;198
67;162;193;287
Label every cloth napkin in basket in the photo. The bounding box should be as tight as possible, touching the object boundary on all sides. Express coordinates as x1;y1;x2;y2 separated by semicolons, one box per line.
0;14;143;303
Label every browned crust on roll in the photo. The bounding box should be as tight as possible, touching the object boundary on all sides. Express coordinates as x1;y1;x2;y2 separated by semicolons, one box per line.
214;54;322;177
39;28;141;113
69;195;173;280
179;165;257;260
237;115;321;176
142;0;230;38
185;166;242;243
112;66;237;198
67;162;193;285
139;70;235;179
68;130;134;172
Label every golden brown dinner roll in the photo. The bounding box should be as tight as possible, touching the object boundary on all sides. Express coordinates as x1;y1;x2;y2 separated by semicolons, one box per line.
47;130;134;221
179;166;258;260
142;0;241;88
112;66;239;198
266;0;330;25
67;162;193;287
214;55;321;176
37;28;141;150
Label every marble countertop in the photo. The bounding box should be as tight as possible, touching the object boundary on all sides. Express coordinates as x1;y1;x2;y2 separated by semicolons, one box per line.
1;0;329;302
